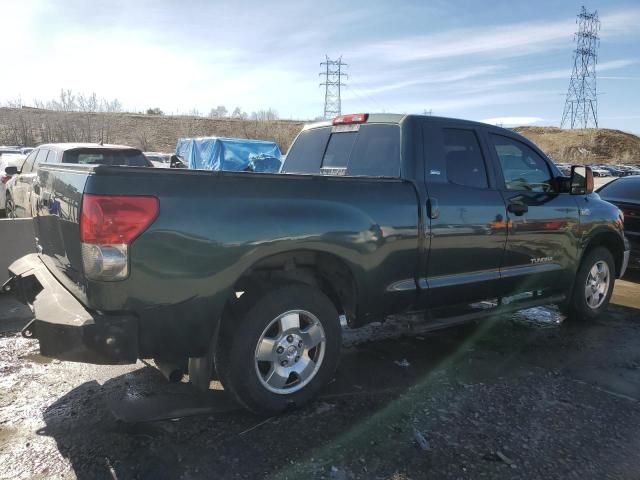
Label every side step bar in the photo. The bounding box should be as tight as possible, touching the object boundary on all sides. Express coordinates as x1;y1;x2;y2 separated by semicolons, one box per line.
422;293;566;332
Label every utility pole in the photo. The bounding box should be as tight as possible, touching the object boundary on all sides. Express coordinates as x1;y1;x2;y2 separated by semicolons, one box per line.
320;56;347;119
561;6;600;129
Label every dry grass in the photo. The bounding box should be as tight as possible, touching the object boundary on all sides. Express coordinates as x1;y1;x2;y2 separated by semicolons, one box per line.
0;108;305;153
2;108;638;164
515;126;640;164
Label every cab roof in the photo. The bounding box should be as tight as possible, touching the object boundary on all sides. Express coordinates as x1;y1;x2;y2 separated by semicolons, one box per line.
301;113;506;132
36;143;141;152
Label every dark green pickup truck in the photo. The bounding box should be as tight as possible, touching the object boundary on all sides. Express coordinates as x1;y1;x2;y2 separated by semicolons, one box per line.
4;114;630;414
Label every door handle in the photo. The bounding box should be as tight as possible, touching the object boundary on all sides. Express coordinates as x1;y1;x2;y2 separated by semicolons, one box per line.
427;198;439;219
507;201;528;216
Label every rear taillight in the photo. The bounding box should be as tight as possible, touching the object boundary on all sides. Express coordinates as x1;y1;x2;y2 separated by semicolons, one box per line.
0;174;11;184
332;113;368;125
80;194;158;281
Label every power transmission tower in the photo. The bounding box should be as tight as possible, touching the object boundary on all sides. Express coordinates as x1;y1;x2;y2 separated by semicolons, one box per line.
561;6;601;129
320;56;347;119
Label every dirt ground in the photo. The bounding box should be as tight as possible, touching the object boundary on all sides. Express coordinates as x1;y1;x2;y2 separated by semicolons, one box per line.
1;272;639;480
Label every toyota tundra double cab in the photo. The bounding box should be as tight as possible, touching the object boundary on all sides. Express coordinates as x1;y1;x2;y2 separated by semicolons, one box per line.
4;114;630;414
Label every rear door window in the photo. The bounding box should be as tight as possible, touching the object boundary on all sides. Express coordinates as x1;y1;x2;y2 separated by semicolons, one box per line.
34;149;49;170
443;129;488;189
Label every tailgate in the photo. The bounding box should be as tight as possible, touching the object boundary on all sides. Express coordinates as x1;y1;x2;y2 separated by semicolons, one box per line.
35;165;92;299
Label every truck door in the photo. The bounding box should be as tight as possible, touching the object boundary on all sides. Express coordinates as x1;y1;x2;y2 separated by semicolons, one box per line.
420;123;509;307
487;133;580;295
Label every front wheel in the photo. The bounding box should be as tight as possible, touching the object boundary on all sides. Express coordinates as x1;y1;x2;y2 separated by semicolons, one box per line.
563;247;615;321
215;283;341;415
5;194;16;219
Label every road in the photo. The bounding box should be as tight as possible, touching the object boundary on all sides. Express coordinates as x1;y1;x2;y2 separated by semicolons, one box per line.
0;272;639;479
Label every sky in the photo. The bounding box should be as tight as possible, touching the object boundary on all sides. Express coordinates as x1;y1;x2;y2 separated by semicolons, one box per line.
1;0;639;132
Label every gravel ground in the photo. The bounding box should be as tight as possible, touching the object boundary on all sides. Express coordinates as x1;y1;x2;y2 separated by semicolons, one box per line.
0;272;639;480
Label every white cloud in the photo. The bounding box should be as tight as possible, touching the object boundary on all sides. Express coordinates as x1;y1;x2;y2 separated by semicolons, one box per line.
348;8;640;64
343;65;504;98
453;59;638;95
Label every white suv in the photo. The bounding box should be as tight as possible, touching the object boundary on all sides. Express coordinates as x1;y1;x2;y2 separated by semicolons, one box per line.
0;153;26;217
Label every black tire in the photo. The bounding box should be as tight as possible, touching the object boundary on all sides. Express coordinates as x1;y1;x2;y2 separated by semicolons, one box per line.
0;208;5;219
563;247;615;321
215;283;341;415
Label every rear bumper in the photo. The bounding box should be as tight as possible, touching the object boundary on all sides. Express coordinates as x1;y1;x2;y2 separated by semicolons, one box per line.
3;254;138;364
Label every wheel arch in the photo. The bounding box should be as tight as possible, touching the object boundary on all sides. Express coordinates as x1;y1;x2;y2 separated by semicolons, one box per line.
580;228;625;277
229;249;359;321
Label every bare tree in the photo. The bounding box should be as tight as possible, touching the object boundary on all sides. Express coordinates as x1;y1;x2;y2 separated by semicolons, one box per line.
136;130;152;151
231;107;247;119
250;108;279;121
208;105;228;118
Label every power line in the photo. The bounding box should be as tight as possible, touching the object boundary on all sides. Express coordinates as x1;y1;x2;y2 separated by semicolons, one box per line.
343;84;387;113
561;6;601;129
319;55;347;119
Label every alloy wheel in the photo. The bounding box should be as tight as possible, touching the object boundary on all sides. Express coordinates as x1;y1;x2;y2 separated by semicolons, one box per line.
584;260;610;309
254;310;326;395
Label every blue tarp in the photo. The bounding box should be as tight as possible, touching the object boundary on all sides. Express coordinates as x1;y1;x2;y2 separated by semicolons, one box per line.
175;137;282;173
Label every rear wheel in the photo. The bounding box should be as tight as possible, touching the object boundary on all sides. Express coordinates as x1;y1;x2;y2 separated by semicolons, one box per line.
215;283;341;415
563;247;615;321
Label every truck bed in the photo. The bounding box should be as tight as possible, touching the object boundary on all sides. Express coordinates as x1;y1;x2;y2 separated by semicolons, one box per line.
32;163;421;358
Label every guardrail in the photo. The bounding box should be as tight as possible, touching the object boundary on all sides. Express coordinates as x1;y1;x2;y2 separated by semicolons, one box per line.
0;218;36;284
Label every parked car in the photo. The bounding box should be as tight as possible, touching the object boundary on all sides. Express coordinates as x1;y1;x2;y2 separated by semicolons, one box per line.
603;165;628;177
589;166;610;177
619;165;640;176
144;152;172;168
5;114;629;415
4;143;152;218
0;147;22;156
556;163;571;176
597;176;640;270
0;154;26;217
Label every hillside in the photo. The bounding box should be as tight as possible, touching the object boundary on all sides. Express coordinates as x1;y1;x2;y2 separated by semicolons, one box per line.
514;126;640;165
2;108;639;164
0;108;305;153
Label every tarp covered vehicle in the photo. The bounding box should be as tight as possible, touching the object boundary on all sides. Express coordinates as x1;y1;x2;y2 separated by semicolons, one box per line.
176;137;282;172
